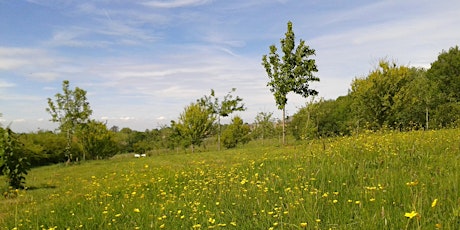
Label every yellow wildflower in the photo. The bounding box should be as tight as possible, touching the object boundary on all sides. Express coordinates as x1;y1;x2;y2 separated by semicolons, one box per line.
134;208;140;213
404;211;418;219
431;199;438;208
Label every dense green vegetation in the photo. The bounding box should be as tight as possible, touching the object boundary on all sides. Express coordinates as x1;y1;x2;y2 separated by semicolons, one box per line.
291;46;460;139
1;129;459;229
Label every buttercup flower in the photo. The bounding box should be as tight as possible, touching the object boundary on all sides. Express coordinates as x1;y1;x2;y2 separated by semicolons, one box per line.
431;199;438;208
404;211;418;219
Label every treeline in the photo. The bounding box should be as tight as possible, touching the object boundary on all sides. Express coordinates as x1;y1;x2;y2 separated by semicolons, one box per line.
2;45;459;171
290;46;460;139
1;112;280;168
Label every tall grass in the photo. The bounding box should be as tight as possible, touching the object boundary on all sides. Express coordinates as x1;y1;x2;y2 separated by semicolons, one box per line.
1;129;459;229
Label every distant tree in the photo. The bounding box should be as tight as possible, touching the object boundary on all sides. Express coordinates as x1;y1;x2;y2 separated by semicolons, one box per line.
172;103;215;152
290;97;353;140
262;21;319;144
198;88;245;151
427;46;460;102
78;120;118;160
350;61;411;130
109;125;119;133
46;80;92;162
0;127;30;189
252;112;276;144
426;46;460;127
221;116;250;149
392;68;437;130
290;99;319;140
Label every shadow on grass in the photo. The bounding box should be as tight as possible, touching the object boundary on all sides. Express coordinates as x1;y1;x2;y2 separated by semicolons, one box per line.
26;184;57;191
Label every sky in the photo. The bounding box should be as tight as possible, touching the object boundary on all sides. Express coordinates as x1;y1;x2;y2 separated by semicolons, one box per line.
1;0;460;133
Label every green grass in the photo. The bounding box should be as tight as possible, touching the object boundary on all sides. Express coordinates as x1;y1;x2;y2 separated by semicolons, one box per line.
1;129;459;229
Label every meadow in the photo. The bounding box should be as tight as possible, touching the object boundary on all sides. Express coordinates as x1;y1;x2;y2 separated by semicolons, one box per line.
1;129;459;229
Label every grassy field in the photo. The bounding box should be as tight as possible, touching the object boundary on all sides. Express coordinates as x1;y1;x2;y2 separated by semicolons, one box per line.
1;129;459;229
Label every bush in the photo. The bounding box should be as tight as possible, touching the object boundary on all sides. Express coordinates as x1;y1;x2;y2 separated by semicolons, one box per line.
0;128;30;189
222;116;250;149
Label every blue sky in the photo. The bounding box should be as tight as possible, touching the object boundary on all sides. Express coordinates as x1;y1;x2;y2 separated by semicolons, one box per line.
1;0;460;132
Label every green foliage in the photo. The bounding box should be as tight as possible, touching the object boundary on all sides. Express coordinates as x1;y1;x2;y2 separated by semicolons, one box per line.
392;68;439;129
251;112;276;141
262;21;319;144
221;116;250;149
0;128;30;189
78;120;119;160
290;97;353;140
172;103;215;152
18;131;69;166
427;46;460;102
198;88;246;150
46;80;92;161
350;61;413;129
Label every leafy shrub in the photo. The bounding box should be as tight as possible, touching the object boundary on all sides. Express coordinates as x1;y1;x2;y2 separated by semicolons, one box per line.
222;116;250;149
0;128;30;189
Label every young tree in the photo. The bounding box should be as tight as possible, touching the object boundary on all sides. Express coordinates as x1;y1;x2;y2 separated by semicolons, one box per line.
0;127;30;189
262;21;319;144
198;88;245;151
252;112;276;144
172;103;215;153
46;80;92;162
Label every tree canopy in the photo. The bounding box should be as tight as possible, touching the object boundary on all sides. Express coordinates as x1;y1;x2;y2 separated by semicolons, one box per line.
198;88;245;150
262;21;319;144
47;80;92;161
172;103;215;152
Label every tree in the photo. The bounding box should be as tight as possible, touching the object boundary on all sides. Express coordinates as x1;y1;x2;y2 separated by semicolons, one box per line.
393;68;437;130
426;46;460;127
198;88;245;151
0;127;30;189
262;21;319;144
221;116;250;149
427;46;460;102
46;80;92;162
350;61;411;130
252;112;276;144
78;120;118;160
172;103;215;152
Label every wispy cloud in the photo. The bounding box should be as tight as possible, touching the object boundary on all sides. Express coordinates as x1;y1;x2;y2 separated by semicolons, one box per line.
142;0;212;8
0;80;15;88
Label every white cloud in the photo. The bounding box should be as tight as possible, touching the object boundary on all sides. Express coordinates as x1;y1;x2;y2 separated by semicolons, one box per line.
0;80;15;88
142;0;211;8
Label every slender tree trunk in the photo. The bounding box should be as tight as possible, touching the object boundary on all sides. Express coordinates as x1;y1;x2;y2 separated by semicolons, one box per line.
282;108;286;145
66;129;72;162
426;107;429;130
217;116;221;151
